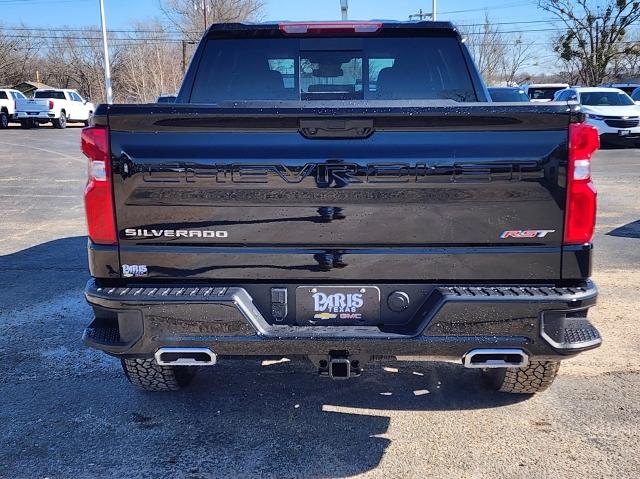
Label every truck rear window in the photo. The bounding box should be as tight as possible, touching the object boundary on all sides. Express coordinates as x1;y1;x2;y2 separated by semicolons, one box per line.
34;91;66;100
190;37;477;103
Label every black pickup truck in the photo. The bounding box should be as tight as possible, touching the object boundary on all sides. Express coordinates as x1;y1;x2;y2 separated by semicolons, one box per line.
82;21;602;393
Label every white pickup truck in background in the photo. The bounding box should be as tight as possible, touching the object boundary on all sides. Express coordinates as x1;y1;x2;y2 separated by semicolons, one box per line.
0;89;27;129
14;89;95;129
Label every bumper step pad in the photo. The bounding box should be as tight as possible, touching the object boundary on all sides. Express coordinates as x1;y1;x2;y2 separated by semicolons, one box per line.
84;325;122;345
541;312;602;351
564;325;601;344
439;285;592;300
95;286;228;299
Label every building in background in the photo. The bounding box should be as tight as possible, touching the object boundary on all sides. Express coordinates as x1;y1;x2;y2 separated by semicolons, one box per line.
12;81;55;98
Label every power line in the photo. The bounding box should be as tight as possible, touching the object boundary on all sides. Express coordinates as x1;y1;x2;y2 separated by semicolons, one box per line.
3;26;188;34
2;16;638;39
438;0;536;15
6;38;638;52
2;12;637;35
2;33;185;41
0;17;597;35
6;28;639;39
0;0;89;4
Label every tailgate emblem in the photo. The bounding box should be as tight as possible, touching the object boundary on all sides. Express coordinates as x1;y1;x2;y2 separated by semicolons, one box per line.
500;230;556;239
313;312;338;320
124;228;228;239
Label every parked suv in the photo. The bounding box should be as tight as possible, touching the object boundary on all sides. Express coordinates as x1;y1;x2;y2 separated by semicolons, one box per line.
600;83;640;96
555;87;640;146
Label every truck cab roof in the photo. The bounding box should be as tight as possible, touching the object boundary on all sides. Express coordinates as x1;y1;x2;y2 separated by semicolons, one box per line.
205;20;460;36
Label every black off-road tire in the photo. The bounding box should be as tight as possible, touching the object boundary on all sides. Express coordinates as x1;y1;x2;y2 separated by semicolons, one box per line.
121;358;197;392
0;111;9;129
485;360;560;394
52;112;67;129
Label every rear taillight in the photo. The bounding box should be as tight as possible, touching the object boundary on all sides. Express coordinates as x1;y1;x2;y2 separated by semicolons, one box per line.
48;100;54;110
82;126;117;245
279;21;383;35
564;122;599;245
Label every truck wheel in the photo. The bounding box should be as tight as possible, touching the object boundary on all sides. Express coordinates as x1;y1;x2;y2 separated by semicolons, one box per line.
20;119;32;129
53;113;67;129
0;111;8;129
485;360;560;394
121;358;197;392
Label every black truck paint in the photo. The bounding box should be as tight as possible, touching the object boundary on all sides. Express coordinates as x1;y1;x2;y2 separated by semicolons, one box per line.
83;21;601;392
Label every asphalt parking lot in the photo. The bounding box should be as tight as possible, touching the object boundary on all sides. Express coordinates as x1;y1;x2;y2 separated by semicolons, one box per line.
0;126;639;479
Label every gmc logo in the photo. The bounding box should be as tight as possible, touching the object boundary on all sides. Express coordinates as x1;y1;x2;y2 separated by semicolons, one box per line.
500;230;556;239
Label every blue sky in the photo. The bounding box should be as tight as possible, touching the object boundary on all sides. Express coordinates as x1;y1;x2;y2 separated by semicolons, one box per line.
2;0;552;28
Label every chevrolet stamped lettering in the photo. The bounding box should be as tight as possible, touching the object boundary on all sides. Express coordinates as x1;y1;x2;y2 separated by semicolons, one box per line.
140;161;538;185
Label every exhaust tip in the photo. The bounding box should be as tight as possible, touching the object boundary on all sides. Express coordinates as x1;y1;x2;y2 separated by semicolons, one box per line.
463;348;528;369
155;347;217;366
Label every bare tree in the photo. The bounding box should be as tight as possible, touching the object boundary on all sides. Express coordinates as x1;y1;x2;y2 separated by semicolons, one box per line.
460;15;535;85
539;0;640;85
500;35;535;85
42;28;119;103
0;1;315;103
611;27;640;79
117;21;184;103
0;24;44;86
460;14;507;84
160;0;264;41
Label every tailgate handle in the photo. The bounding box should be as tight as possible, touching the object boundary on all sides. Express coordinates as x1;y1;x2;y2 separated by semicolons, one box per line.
299;119;374;139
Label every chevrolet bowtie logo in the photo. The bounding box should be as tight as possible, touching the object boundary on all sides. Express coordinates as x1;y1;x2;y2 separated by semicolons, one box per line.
313;312;337;320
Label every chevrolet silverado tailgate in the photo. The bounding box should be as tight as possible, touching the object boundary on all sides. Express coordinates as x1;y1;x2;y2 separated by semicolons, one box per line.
104;103;576;281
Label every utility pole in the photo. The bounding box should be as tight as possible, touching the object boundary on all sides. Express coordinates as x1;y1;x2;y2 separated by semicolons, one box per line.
594;20;599;86
182;40;197;73
409;8;427;20
99;0;113;104
341;0;348;20
182;40;187;73
409;1;437;21
203;0;208;31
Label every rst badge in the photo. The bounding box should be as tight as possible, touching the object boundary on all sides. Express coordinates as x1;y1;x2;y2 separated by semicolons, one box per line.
296;286;381;324
500;230;556;239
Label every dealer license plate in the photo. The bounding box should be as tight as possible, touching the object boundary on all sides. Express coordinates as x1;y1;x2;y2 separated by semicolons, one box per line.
296;286;380;324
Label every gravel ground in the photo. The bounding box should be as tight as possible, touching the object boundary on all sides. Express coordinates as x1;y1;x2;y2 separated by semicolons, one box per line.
0;126;638;479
